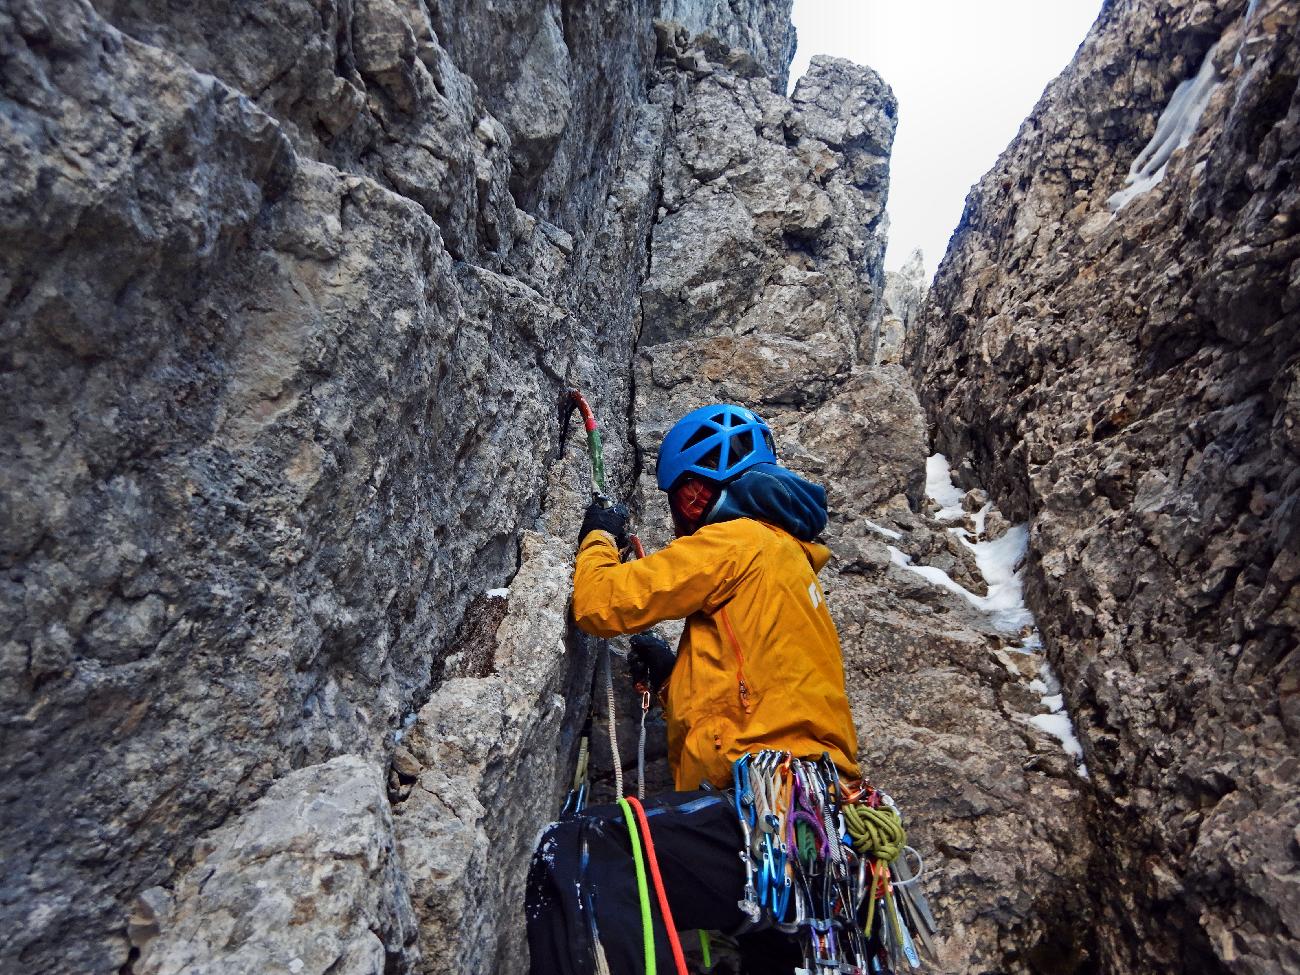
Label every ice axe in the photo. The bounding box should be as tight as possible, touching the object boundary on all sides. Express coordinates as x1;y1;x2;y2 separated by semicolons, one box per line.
560;389;646;557
559;389;651;809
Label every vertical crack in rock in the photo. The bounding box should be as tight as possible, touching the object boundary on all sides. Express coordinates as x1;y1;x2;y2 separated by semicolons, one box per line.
5;0;1294;973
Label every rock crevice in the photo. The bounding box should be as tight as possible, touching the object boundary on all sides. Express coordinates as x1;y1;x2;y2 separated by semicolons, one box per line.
4;1;1296;973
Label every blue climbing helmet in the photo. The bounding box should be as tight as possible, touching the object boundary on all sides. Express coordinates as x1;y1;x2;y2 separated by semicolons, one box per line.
656;403;777;491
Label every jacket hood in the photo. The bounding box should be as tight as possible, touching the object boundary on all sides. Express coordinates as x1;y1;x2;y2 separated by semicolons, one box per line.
705;463;828;542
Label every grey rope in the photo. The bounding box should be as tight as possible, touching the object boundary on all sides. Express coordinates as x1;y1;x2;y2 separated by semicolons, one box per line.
603;644;623;798
637;693;649;799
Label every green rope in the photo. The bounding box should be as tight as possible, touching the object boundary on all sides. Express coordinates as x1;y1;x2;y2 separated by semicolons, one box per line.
618;798;656;975
698;930;712;970
843;804;906;864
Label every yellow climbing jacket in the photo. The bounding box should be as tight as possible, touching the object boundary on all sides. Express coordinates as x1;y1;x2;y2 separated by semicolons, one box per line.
573;517;860;791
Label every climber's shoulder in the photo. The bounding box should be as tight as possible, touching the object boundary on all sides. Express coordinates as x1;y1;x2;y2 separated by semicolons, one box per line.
687;518;796;559
696;519;831;573
689;517;768;546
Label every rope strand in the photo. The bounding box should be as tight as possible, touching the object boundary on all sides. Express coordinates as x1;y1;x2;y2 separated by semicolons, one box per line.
627;796;690;975
604;645;623;798
616;798;655;975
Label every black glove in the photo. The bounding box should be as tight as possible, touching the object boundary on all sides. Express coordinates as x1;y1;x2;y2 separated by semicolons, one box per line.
579;499;629;548
628;632;676;694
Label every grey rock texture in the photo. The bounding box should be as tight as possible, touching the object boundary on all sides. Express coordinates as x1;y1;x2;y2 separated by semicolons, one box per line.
656;0;796;91
9;0;1294;971
0;2;1094;970
637;51;895;407
391;532;578;973
912;1;1300;972
879;247;927;364
135;755;418;975
0;0;655;970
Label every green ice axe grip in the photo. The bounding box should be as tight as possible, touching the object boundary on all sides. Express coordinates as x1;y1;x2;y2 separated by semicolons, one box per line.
565;390;607;500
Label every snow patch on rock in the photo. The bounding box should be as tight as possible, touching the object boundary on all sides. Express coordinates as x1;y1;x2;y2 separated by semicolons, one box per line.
897;455;1089;776
1108;41;1222;211
924;453;966;521
887;533;1033;635
1028;662;1089;778
865;519;903;540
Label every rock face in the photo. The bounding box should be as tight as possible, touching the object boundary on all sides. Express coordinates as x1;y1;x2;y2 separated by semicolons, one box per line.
389;532;579;972
0;0;655;970
5;0;1294;972
913;1;1300;972
879;247;927;364
656;0;796;90
135;755;418;975
0;2;913;972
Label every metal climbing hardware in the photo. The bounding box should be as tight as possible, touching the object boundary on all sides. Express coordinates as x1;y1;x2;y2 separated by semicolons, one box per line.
732;758;764;927
729;750;940;973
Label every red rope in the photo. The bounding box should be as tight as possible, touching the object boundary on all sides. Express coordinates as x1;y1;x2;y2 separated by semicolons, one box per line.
625;796;689;975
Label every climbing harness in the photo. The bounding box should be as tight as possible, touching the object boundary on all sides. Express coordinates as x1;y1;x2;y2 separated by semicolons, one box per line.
560;389;649;811
730;750;939;974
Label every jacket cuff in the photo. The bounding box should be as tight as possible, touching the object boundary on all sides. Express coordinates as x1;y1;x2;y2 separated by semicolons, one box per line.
580;529;618;549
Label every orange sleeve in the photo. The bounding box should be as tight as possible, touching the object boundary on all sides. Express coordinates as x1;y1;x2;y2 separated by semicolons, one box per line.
572;523;752;637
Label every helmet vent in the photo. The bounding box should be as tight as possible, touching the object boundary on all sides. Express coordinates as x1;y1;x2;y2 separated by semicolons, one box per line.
683;426;713;450
736;429;756;458
696;444;722;471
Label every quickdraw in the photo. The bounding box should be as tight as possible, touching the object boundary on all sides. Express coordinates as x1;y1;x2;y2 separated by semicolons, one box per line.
730;750;940;974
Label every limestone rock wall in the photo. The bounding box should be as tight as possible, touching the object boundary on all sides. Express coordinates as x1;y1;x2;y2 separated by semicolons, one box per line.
0;0;662;969
912;1;1300;972
136;755;419;975
9;0;1294;971
656;0;796;90
0;2;831;973
879;247;927;365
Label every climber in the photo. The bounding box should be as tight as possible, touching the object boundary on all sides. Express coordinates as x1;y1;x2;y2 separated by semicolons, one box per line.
527;404;862;975
573;403;859;792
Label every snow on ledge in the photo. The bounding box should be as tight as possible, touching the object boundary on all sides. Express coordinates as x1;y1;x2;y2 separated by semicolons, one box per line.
925;453;966;521
865;519;903;540
887;529;1034;635
908;453;1089;777
1027;662;1090;778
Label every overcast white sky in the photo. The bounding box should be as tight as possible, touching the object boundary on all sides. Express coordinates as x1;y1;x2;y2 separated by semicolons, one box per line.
789;0;1103;278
